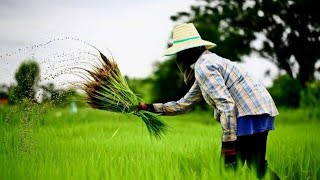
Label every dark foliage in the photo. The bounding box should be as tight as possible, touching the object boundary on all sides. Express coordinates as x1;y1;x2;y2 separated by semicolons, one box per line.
268;75;302;107
12;60;40;103
151;58;189;103
170;0;320;86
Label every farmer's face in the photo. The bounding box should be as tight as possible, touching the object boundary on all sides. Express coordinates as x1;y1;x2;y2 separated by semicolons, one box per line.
176;47;205;64
176;48;200;86
176;49;194;64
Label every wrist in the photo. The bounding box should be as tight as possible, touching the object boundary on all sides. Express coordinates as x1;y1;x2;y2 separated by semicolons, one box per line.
139;103;155;112
140;103;149;110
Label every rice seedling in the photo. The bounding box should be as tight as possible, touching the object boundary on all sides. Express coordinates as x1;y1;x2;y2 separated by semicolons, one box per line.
81;49;167;139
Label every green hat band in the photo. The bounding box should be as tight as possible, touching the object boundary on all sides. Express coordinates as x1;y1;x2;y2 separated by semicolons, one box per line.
173;36;201;44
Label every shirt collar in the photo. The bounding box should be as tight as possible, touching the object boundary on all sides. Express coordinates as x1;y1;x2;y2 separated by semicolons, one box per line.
190;50;211;69
190;63;195;69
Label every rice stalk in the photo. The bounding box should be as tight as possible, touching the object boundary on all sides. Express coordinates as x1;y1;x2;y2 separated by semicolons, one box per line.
81;49;167;139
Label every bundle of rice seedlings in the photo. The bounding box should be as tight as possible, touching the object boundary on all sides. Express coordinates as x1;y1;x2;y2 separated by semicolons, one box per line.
81;50;167;139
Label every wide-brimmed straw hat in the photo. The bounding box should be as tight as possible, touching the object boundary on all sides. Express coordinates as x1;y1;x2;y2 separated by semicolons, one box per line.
164;23;216;56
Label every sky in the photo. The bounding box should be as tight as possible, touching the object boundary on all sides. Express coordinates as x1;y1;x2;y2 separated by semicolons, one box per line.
0;0;279;88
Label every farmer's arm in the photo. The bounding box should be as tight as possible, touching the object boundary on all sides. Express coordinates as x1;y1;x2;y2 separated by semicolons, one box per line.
152;81;203;115
195;63;237;142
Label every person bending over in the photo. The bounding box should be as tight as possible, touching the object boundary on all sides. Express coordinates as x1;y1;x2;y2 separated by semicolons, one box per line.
137;23;279;179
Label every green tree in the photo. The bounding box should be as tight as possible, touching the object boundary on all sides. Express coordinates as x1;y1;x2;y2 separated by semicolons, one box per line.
41;83;80;106
41;83;60;102
171;0;320;86
268;75;302;107
300;81;320;107
126;76;154;103
14;60;40;102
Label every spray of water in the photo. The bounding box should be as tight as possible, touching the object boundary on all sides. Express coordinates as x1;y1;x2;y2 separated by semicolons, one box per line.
0;37;120;153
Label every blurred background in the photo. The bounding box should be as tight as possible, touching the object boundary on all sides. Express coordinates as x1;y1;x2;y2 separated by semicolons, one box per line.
0;0;319;109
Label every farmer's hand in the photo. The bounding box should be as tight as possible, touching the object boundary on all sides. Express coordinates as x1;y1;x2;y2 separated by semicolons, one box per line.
221;141;237;168
135;102;154;112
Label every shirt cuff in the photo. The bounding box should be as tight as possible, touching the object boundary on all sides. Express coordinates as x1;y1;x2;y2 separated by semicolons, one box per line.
152;103;164;113
222;130;237;142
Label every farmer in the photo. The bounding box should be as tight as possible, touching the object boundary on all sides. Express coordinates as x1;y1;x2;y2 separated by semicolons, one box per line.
137;23;279;179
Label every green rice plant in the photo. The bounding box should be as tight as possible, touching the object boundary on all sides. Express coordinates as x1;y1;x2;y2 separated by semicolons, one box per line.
81;50;167;139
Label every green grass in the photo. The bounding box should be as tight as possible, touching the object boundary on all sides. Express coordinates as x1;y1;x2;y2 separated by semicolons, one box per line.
0;105;320;179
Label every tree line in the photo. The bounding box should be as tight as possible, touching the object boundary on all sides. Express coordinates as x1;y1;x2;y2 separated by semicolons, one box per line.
1;0;319;108
0;60;78;106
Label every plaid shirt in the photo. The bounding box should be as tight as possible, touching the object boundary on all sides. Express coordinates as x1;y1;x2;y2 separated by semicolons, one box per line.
153;50;279;142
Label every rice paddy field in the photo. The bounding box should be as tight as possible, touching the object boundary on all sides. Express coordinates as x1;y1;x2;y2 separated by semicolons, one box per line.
1;104;320;180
